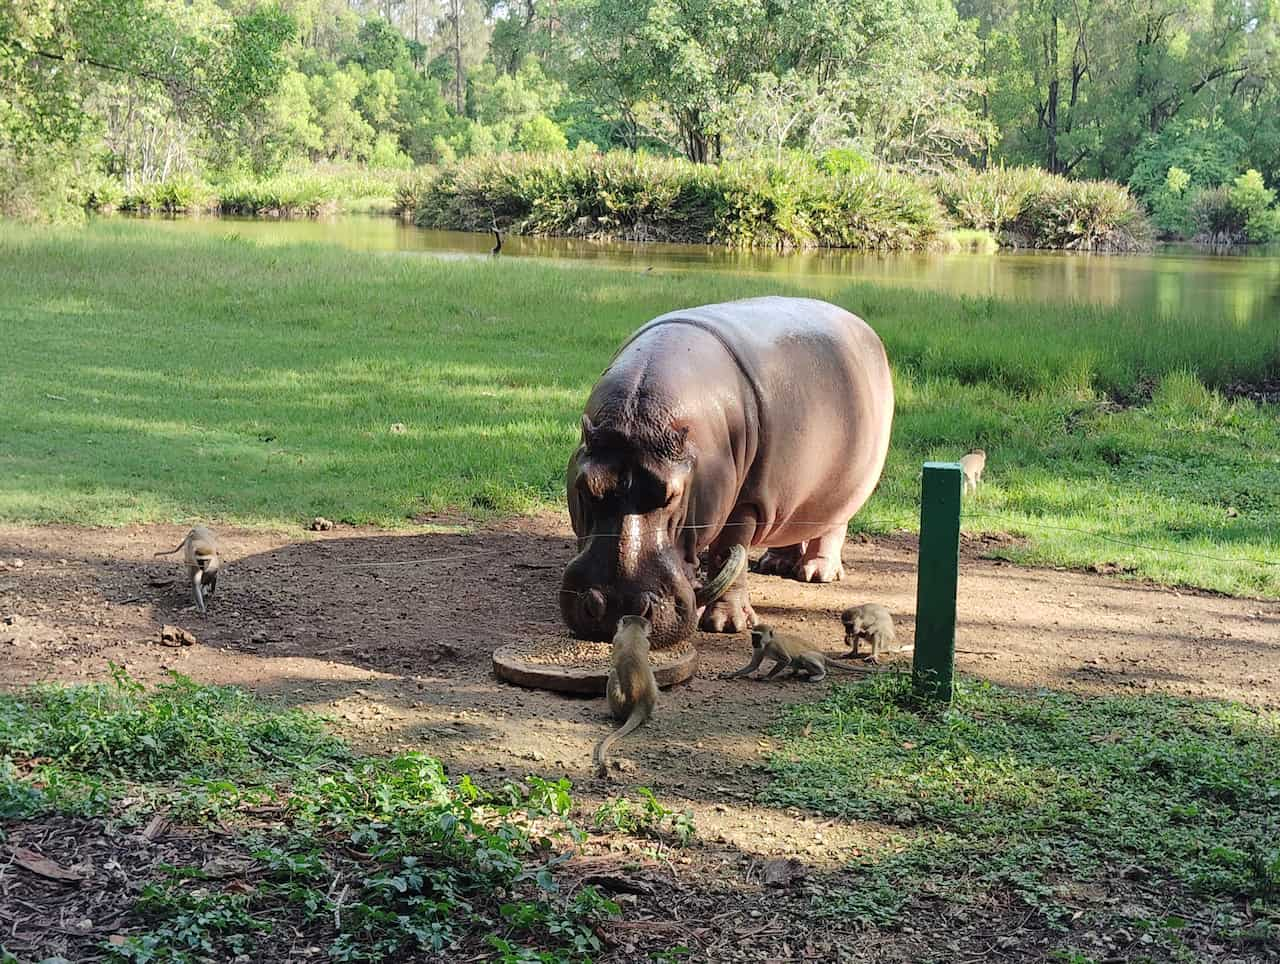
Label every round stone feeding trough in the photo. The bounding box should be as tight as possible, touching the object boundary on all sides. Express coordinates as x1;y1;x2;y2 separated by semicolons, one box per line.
492;636;699;694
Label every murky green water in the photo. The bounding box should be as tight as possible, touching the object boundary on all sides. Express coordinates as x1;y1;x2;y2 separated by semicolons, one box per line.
127;214;1280;323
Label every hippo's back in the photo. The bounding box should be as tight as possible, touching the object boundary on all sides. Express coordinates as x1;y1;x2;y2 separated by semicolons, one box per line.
624;296;894;541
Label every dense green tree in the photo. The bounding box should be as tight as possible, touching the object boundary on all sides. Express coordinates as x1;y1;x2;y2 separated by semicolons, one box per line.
7;0;1280;232
967;0;1280;182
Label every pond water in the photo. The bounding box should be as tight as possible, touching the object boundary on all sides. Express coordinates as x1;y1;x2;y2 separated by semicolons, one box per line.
128;214;1280;324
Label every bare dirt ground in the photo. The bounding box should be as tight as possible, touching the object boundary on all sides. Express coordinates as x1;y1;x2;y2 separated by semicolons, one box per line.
2;515;1278;962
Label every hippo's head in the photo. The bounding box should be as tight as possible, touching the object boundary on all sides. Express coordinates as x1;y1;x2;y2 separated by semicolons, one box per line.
560;414;742;648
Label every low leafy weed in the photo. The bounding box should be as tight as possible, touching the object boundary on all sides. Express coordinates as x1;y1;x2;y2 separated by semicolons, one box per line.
1;672;616;962
593;787;696;846
0;664;347;817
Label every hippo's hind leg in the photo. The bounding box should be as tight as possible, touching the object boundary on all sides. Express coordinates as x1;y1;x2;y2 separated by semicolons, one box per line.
756;544;805;577
796;524;847;583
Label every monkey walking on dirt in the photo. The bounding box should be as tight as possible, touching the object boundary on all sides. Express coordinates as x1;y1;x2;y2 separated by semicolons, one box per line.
721;625;873;683
155;526;221;614
592;614;659;778
839;603;911;663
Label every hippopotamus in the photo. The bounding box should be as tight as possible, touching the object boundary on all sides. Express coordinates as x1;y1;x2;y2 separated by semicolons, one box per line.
559;296;894;649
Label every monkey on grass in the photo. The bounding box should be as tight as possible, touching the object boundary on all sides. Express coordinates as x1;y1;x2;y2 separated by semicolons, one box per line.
959;448;986;495
592;614;659;777
721;625;873;683
155;526;221;614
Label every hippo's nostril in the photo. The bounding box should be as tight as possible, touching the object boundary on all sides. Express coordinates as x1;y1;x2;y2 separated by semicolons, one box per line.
622;591;656;618
584;588;607;621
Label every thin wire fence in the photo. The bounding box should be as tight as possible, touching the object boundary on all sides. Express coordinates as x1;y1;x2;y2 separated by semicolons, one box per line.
327;509;1278;572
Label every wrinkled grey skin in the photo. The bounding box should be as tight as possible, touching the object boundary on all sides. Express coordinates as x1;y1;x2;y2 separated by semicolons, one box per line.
560;296;894;649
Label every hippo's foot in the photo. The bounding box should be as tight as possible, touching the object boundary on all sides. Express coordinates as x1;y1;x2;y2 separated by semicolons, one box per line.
756;529;847;582
698;582;757;633
756;545;803;577
795;526;848;582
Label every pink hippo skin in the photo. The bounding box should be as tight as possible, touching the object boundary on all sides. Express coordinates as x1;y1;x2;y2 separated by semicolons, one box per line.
559;296;894;649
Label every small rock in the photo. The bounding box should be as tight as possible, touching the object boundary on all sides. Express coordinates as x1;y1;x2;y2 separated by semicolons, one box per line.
763;857;807;889
522;749;545;762
1226;506;1239;518
310;517;334;531
389;423;407;434
11;559;23;569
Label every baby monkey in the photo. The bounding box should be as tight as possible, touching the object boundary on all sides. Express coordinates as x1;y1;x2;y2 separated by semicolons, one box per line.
721;625;867;683
155;526;220;614
840;603;899;663
959;448;986;495
592;614;659;778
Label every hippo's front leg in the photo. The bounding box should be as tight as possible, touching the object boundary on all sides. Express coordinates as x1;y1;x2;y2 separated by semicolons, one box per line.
699;568;756;633
697;511;758;633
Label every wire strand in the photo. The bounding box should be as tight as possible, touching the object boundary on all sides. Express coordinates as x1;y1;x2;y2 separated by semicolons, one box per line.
324;511;1277;572
959;510;1280;568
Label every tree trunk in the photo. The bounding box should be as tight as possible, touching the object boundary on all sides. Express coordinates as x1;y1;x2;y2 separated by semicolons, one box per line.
451;0;465;114
1045;6;1060;173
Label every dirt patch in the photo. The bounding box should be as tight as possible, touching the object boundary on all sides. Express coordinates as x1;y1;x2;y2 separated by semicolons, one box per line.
1;514;1277;788
1225;378;1280;405
1;516;1278;961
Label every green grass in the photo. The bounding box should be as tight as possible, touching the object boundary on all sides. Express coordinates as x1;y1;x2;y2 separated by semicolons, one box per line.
2;674;1276;959
764;675;1280;944
0;672;616;962
0;219;1277;596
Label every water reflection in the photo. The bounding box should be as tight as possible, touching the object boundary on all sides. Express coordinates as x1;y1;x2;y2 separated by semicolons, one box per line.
125;214;1280;324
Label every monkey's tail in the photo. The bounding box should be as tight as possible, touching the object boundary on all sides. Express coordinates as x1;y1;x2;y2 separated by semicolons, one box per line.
154;541;185;557
823;657;878;675
592;706;648;777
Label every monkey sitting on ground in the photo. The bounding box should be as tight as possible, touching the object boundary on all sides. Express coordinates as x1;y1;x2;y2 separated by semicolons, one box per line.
155;526;220;614
592;614;659;778
839;603;902;663
959;448;986;495
720;625;870;683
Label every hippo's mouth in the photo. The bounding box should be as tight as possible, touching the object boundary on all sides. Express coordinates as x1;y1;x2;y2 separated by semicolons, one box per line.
560;544;747;648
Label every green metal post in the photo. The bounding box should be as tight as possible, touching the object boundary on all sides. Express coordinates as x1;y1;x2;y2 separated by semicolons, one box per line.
913;462;962;702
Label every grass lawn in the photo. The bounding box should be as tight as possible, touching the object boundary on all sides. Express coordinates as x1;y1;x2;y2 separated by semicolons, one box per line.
1;674;1275;961
0;673;619;961
0;219;1277;596
765;674;1280;959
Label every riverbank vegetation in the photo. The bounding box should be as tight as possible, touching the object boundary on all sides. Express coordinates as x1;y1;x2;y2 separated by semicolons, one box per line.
76;167;405;217
410;151;1149;251
2;223;1276;596
6;0;1280;246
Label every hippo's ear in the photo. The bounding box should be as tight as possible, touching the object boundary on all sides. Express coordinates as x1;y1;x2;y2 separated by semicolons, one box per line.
580;414;597;448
